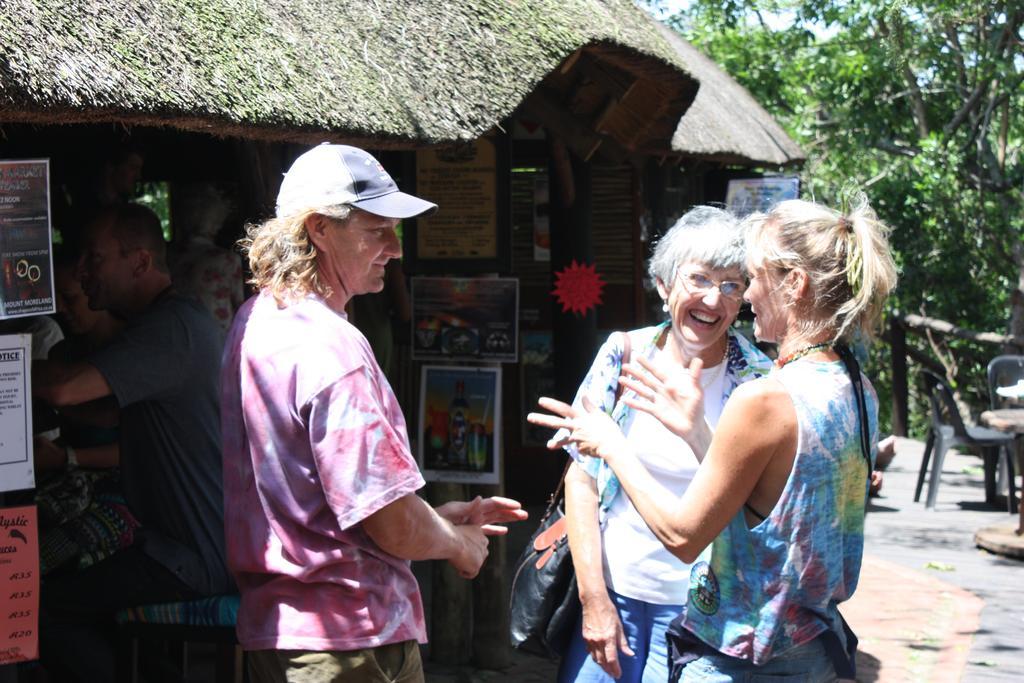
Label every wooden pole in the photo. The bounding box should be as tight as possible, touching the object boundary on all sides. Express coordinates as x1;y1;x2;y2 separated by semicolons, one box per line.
891;316;908;437
470;482;510;670
428;482;472;665
549;139;596;406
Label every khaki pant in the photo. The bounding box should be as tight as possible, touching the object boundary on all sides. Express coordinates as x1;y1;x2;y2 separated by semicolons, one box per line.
248;640;424;683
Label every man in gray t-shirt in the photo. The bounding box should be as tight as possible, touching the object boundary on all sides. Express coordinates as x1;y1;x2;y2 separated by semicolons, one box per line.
33;203;230;683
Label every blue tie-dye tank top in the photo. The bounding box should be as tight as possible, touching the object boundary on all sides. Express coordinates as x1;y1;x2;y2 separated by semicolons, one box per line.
679;359;878;665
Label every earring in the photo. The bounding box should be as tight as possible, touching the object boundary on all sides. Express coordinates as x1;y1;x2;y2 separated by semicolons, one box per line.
662;302;669;313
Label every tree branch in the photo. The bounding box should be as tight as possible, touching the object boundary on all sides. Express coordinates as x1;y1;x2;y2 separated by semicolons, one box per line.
943;22;970;97
871;138;919;158
878;13;930;138
943;79;991;137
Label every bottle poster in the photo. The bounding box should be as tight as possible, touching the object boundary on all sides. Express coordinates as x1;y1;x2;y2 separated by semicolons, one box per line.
0;505;40;664
0;159;55;319
417;366;501;484
411;277;518;363
0;334;34;493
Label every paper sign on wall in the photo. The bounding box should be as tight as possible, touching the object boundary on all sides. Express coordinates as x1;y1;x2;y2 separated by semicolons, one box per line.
0;505;40;664
0;334;34;493
1;159;55;319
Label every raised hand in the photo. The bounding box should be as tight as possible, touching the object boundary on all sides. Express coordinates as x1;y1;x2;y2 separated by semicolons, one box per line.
527;396;629;462
435;495;529;536
619;355;709;447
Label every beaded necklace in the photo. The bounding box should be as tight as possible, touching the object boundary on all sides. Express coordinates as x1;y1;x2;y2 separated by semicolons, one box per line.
775;341;833;369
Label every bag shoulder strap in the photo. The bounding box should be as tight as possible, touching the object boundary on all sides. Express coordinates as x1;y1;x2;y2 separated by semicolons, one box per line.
546;331;633;518
835;343;872;471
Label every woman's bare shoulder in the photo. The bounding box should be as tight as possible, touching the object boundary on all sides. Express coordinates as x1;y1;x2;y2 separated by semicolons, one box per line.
724;376;796;424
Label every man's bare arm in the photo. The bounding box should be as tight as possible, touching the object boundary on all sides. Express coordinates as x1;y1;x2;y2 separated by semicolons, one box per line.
56;396;120;428
363;493;490;578
33;359;112;407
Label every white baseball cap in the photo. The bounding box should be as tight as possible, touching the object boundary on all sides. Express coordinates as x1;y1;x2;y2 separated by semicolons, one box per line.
275;143;437;219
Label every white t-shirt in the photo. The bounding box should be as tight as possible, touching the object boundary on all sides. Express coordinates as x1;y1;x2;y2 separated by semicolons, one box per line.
601;359;727;605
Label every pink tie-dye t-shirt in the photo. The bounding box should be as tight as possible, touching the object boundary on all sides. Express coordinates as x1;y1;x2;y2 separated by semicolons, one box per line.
221;291;427;651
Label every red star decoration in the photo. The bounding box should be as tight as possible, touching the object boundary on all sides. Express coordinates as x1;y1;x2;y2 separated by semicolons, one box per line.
552;260;605;315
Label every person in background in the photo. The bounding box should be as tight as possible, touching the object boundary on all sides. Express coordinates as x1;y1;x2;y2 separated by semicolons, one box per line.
170;182;245;332
549;207;770;683
531;196;897;681
222;143;527;683
34;250;133;574
0;313;63;361
49;245;124;357
34;246;123;472
33;203;231;682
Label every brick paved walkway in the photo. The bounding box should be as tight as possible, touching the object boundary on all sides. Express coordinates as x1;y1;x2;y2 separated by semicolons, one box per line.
426;438;1023;682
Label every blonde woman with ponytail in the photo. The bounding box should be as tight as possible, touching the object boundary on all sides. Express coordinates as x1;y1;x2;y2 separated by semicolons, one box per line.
530;196;897;681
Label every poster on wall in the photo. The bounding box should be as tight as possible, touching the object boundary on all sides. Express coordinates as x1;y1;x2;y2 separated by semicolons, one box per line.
520;331;555;447
725;177;800;217
412;277;518;362
1;159;55;319
0;334;34;493
418;366;501;485
416;137;497;261
0;505;40;664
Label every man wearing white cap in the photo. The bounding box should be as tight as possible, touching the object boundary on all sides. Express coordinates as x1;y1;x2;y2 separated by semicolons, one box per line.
221;144;526;682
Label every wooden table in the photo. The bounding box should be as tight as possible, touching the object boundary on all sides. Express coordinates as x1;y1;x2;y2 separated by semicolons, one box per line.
979;408;1024;538
980;408;1024;434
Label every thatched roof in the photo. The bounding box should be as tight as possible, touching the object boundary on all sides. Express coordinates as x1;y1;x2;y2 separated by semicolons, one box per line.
0;0;697;148
657;23;805;166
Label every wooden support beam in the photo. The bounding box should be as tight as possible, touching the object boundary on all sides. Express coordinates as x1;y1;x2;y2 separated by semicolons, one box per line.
890;316;908;437
520;89;627;163
575;52;635;100
558;49;583;75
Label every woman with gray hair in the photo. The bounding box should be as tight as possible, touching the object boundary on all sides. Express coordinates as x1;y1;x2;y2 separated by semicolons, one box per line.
534;196;899;681
550;206;771;683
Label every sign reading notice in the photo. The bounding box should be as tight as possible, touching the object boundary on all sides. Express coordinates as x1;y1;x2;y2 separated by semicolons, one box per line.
0;335;34;493
0;505;40;664
1;159;55;319
416;138;497;260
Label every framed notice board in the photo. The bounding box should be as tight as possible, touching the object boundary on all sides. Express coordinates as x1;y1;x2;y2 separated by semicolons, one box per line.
405;135;510;274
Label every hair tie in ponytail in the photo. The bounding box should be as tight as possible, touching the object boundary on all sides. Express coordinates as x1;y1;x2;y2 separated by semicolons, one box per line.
846;231;862;297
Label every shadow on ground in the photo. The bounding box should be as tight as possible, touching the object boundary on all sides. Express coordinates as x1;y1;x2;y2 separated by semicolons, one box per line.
854;650;881;682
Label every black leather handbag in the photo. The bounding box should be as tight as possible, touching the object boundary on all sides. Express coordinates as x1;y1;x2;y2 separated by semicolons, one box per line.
509;332;632;658
508;467;578;658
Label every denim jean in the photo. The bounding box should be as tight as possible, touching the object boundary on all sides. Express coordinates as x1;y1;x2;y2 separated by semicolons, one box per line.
678;636;838;683
559;589;683;683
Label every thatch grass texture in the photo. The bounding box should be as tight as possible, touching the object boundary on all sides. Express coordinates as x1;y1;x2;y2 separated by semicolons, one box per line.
0;0;695;146
657;23;804;166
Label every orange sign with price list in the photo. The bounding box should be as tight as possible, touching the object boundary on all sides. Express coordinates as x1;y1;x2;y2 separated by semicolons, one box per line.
0;505;38;663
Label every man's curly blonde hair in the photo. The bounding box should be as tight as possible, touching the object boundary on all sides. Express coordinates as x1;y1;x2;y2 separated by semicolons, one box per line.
238;204;351;304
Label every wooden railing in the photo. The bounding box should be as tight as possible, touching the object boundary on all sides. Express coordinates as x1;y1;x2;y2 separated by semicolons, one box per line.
889;313;1024;436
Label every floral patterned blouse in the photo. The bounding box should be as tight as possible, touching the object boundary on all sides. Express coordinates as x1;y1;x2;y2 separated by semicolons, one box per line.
559;323;772;516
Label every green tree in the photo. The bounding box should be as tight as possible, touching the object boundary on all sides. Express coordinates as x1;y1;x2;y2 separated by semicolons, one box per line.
658;0;1024;429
